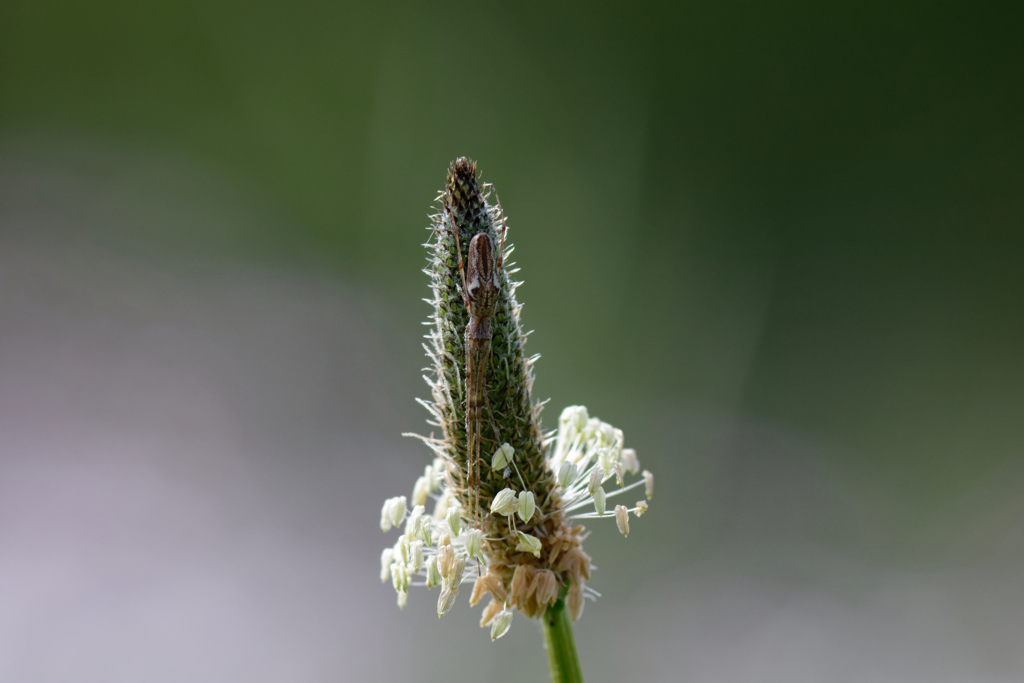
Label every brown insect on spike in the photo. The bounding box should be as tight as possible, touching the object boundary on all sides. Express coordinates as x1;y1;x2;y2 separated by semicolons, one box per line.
462;230;501;526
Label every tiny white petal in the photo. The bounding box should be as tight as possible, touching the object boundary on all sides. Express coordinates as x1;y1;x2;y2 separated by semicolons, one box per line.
593;486;607;516
622;448;640;474
381;496;406;532
412;476;430;507
391;562;407;593
588;467;605;495
425;555;442;588
446;507;462;537
380;548;394;583
492;443;514;470
615;504;630;537
451;556;467;586
515;531;542;558
490;488;518;516
437;542;456;579
490;609;513;641
394;534;409;565
397;590;408;609
517;490;536;523
432;457;446;476
643;470;654;500
424;463;440;492
634;500;649;517
557;461;577;488
463;528;482;560
410;540;424;573
432;489;450;520
405;505;425;537
389;496;408;527
559;405;588;431
437;584;458;617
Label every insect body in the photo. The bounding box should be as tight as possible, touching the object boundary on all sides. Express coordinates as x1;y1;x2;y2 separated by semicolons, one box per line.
450;206;505;524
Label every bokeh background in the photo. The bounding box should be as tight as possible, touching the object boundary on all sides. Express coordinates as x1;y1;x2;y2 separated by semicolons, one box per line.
2;2;1023;681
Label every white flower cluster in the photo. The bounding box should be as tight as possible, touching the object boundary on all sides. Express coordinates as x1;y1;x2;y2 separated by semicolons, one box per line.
549;405;652;534
379;405;652;640
379;458;484;611
378;449;527;640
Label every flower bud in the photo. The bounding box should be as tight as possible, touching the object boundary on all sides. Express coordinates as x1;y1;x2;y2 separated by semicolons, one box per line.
613;461;624;487
614;504;629;537
557;460;578;488
511;563;533;598
490;488;518;516
471;571;507;606
490;609;513;641
425;555;441;588
437;542;456;579
517;490;536;523
593;486;606;516
412;475;430;507
622;448;639;474
446;507;461;537
387;496;407;528
410;540;425;572
437;584;458;617
380;496;407;532
394;534;410;565
424;463;439;492
491;442;514;470
567;580;585;621
532;569;559;607
479;598;503;627
451;556;467;585
559;405;589;432
391;562;408;593
432;489;450;520
634;500;648;517
588;466;604;495
643;469;654;499
463;527;482;560
397;589;408;609
405;504;425;537
379;548;394;583
515;531;542;558
554;406;589;468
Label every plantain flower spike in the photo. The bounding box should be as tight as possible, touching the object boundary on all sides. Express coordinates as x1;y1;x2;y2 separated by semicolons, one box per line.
377;157;655;637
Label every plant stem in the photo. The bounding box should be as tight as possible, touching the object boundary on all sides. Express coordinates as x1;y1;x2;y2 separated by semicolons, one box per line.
542;598;584;683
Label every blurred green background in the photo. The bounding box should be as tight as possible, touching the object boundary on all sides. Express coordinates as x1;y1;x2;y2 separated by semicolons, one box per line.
2;1;1022;681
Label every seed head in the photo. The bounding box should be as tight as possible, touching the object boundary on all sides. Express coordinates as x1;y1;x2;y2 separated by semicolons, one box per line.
377;158;655;640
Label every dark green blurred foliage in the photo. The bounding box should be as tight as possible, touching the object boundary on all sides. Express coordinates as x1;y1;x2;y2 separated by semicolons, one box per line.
2;0;1022;554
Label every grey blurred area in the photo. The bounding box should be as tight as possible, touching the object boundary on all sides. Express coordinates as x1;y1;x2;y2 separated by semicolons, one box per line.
1;140;1023;683
2;1;1024;681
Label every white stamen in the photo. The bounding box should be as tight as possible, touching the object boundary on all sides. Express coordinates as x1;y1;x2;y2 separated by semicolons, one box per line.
490;488;518;516
614;505;629;537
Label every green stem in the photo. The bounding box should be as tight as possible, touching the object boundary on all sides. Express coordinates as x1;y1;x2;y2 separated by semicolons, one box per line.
542;598;584;683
